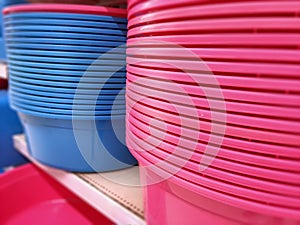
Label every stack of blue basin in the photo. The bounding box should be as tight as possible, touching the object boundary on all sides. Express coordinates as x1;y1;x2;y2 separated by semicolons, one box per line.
3;4;137;172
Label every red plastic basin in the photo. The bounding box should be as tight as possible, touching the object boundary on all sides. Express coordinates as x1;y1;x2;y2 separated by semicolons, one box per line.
0;164;113;225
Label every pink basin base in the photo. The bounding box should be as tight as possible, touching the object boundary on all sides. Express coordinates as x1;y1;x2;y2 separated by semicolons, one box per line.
132;152;300;222
139;162;300;225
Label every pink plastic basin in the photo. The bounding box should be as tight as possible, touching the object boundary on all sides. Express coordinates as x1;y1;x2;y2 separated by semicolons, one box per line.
126;83;300;134
127;113;300;185
127;33;300;48
126;71;300;108
126;108;300;171
127;56;300;79
0;164;113;225
128;17;300;38
126;84;300;147
3;4;127;18
128;0;300;20
126;101;300;159
126;72;300;120
129;147;300;221
127;48;300;64
137;160;300;225
128;1;300;28
127;122;300;198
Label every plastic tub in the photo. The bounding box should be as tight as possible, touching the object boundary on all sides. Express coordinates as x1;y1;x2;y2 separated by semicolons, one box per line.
9;64;126;75
128;0;300;19
127;33;300;48
19;112;137;172
127;106;300;159
126;95;300;148
126;56;300;79
128;1;300;28
128;18;300;38
8;49;126;59
8;70;126;83
5;19;127;29
126;47;300;63
9;89;125;105
126;64;300;91
127;115;300;184
126;108;300;170
8;55;126;65
10;80;124;94
126;77;300;108
10;99;126;116
139;163;300;225
9;87;126;102
6;37;125;47
0;164;113;225
6;49;126;59
10;94;126;111
10;76;125;89
130;148;300;221
6;31;127;42
127;123;300;197
3;4;127;18
6;43;126;52
125;83;300;121
5;27;126;37
9;60;125;71
0;90;27;167
3;12;127;22
126;87;300;133
11;103;125;120
9;68;126;79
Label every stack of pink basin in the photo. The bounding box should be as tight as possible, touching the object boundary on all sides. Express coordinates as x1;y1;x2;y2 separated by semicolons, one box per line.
126;1;300;225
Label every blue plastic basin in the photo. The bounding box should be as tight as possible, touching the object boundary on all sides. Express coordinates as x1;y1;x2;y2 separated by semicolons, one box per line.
10;76;125;89
19;112;137;172
9;89;125;105
9;70;126;83
4;12;127;23
5;18;127;30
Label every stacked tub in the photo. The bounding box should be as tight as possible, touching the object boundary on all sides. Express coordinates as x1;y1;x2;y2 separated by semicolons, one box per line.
4;4;137;172
126;1;300;225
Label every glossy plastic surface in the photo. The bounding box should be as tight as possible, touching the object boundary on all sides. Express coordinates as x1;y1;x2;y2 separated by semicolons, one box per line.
5;18;127;29
20;113;137;172
139;165;300;225
4;12;127;22
128;1;300;27
0;164;113;224
3;4;127;18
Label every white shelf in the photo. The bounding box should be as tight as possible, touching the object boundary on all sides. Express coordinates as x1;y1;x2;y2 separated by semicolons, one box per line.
13;135;145;225
0;63;7;79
